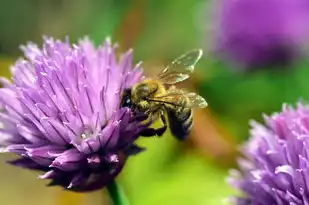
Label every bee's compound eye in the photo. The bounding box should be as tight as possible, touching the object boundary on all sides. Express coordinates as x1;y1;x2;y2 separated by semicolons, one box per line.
139;84;150;92
137;84;150;97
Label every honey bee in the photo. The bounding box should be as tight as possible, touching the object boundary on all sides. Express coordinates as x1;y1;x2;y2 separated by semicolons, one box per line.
120;49;207;140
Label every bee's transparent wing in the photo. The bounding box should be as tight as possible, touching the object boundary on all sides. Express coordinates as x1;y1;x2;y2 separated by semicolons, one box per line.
148;89;207;108
183;91;208;108
157;49;203;85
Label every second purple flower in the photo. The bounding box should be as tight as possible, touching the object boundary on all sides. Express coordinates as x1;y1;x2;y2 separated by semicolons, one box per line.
229;103;309;204
213;0;309;69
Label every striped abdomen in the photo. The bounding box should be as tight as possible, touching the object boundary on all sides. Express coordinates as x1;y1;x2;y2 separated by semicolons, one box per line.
166;107;193;140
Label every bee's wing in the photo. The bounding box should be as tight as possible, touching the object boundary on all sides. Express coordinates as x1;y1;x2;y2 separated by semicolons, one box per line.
149;89;207;109
183;91;208;108
156;49;203;85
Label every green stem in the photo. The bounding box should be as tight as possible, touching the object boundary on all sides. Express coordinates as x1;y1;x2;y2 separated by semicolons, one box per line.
106;180;130;205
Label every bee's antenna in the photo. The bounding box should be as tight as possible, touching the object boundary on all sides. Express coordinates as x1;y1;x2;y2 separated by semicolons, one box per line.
146;98;177;107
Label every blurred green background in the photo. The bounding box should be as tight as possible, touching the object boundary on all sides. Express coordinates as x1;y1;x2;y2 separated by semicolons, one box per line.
0;0;308;204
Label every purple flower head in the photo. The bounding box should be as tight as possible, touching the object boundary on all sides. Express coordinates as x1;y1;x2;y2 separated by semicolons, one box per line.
213;0;309;70
228;103;309;204
0;36;149;192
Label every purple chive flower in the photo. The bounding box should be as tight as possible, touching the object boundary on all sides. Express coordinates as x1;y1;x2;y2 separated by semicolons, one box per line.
0;36;148;192
213;0;309;69
228;103;309;204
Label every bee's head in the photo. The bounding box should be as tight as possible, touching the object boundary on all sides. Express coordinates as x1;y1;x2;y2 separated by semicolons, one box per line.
135;84;151;99
134;82;158;100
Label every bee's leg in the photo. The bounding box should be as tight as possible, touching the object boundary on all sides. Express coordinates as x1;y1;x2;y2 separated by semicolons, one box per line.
155;110;167;136
139;110;160;137
139;127;158;137
130;111;149;122
139;108;167;137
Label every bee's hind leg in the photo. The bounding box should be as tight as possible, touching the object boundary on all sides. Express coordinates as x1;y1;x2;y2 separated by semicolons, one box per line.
139;109;167;137
139;127;158;137
155;110;167;136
